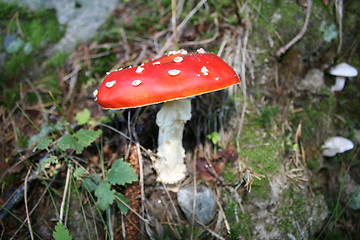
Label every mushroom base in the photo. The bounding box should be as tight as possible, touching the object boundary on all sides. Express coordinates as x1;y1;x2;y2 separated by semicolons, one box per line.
155;99;192;184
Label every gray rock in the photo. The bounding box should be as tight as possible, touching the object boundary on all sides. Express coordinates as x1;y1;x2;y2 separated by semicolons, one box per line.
298;69;326;92
177;185;217;225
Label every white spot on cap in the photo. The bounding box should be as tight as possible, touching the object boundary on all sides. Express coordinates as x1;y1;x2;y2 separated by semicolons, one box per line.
115;68;123;71
168;69;181;76
136;66;144;73
168;49;188;55
215;77;219;81
132;80;142;86
201;66;209;76
153;61;161;65
173;56;183;63
106;72;110;75
106;80;116;88
197;48;206;54
93;89;98;101
179;49;188;55
197;74;201;77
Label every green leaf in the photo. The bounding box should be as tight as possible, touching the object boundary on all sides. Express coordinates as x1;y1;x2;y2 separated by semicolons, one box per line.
40;155;58;171
52;222;72;240
74;108;91;125
95;182;115;211
99;115;111;123
81;174;101;192
74;129;102;148
115;192;129;214
33;138;53;152
207;132;221;145
108;159;138;186
57;134;84;154
73;167;87;181
28;123;61;146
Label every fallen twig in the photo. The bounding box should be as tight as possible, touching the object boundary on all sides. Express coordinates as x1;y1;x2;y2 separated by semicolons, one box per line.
157;0;208;56
335;0;343;53
132;132;146;235
59;165;72;223
275;0;313;58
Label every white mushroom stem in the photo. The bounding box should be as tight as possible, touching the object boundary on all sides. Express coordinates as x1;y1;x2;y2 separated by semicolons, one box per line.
155;99;191;183
331;76;346;91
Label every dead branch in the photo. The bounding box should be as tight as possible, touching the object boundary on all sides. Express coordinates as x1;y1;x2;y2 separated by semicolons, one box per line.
275;0;313;58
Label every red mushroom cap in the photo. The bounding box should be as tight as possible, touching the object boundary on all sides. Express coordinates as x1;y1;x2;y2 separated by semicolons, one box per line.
96;51;240;109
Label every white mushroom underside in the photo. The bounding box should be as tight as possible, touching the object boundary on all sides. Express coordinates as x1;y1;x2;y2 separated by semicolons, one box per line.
154;99;191;183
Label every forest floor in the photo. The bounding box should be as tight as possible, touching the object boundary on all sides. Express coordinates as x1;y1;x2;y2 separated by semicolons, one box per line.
0;0;359;239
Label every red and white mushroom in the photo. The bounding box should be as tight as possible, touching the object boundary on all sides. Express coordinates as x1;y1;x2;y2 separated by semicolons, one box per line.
96;49;240;183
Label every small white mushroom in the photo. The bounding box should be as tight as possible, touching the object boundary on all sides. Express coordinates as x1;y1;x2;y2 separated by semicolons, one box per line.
105;80;116;88
174;56;184;63
136;66;144;73
322;136;354;157
168;69;181;76
132;80;142;86
201;66;209;76
329;63;358;91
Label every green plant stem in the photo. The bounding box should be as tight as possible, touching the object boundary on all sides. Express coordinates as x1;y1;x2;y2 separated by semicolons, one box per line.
16;103;40;131
0;204;42;239
316;178;345;239
72;177;92;240
106;208;114;240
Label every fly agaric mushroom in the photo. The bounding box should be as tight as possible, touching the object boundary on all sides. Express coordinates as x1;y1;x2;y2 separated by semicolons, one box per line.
95;49;240;183
329;62;358;91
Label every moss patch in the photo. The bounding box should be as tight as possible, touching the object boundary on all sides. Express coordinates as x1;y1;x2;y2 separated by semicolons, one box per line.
291;92;336;153
239;122;283;175
225;201;253;239
251;177;271;200
1;2;64;77
0;2;64;108
277;185;307;236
